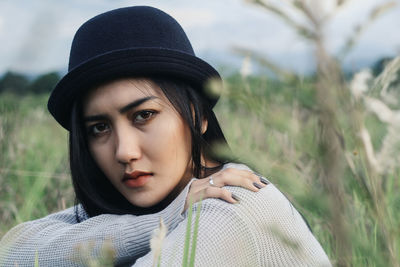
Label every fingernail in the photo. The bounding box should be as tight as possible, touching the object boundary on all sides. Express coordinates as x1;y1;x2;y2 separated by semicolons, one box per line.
260;177;269;185
253;182;263;189
231;193;240;202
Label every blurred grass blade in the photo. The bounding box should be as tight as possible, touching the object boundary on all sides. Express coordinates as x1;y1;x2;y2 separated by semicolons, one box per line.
189;199;202;267
150;218;167;267
245;0;316;40
232;46;297;81
339;1;397;58
182;198;193;267
34;250;39;267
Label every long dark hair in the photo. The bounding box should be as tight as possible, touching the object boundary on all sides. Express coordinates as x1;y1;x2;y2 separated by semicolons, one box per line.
69;77;229;219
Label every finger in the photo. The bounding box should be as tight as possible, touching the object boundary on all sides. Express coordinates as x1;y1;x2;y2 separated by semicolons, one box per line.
188;175;227;195
219;168;262;184
236;169;268;188
184;187;239;211
215;168;266;191
188;168;268;199
252;172;270;185
188;178;214;195
185;173;250;211
197;186;239;204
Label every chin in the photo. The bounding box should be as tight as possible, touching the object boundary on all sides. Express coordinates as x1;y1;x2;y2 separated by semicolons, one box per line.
132;201;158;208
127;195;164;208
124;187;176;208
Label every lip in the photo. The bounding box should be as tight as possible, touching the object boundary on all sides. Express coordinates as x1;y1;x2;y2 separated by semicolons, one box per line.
122;170;153;188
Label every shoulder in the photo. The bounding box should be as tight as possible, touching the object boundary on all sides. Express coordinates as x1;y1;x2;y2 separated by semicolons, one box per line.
219;162;295;217
221;162;253;172
37;205;89;223
194;162;331;266
208;162;310;238
7;205;89;234
216;162;291;218
199;172;300;232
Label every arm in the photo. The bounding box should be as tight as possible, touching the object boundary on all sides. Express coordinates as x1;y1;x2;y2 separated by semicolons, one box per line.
0;167;262;267
132;200;256;266
0;185;188;267
132;184;331;266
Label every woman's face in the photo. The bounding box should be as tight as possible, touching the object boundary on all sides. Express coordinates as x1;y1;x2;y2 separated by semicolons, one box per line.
83;78;193;207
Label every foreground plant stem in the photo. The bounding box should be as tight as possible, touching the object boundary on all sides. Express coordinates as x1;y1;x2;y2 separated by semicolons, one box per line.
314;27;351;266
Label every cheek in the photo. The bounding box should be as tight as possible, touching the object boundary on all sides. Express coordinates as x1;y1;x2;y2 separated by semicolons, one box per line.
89;141;115;177
89;143;102;164
145;117;191;166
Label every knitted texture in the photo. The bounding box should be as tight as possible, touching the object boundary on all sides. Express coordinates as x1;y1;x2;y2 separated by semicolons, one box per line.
134;163;331;266
0;163;331;266
0;181;190;266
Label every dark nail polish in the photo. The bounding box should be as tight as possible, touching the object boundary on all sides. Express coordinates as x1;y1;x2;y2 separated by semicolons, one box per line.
253;182;263;189
231;193;240;202
260;177;269;185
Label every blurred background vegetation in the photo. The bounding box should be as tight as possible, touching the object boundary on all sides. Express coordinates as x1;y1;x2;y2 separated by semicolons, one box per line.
1;0;400;266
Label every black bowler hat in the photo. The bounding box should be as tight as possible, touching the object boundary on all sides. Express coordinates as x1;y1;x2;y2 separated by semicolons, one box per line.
48;6;221;130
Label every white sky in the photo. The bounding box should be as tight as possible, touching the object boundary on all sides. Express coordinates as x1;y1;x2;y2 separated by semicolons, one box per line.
0;0;399;75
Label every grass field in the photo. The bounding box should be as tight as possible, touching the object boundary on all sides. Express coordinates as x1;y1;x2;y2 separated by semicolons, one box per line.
0;93;74;235
1;64;399;266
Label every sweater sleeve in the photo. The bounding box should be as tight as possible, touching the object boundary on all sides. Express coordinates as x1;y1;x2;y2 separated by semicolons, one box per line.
132;173;332;266
132;199;259;266
0;181;191;267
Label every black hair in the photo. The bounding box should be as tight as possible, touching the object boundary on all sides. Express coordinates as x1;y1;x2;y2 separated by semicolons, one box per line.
69;78;230;219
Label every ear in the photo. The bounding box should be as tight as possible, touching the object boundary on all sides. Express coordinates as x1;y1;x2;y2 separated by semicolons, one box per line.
190;104;208;135
201;117;208;135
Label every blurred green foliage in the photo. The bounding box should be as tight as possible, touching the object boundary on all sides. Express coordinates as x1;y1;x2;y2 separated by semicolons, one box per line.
0;71;60;94
0;92;73;235
0;72;30;94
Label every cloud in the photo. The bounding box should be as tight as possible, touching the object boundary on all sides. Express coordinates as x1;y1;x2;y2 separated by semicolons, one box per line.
0;0;398;74
167;7;218;29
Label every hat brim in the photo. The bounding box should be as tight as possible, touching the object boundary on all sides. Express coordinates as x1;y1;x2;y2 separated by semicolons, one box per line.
48;48;221;130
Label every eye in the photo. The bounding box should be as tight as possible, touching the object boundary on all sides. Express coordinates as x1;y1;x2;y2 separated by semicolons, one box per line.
133;110;157;123
88;123;110;137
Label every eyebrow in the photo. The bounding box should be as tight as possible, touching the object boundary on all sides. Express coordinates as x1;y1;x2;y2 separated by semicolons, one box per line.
83;96;158;123
119;96;157;113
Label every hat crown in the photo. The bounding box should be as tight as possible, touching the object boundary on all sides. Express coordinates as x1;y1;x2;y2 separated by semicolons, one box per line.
69;6;195;71
49;6;220;130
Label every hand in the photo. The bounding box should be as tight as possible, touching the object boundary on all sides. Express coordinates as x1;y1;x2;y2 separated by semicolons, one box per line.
184;168;268;211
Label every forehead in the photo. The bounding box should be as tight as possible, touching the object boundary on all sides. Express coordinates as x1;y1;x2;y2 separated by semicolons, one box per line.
83;78;168;113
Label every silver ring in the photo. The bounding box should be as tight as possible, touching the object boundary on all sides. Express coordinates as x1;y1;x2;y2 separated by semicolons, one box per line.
209;176;216;186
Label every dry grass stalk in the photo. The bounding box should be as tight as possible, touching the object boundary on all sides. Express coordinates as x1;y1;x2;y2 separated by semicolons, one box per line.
340;1;397;58
349;57;400;266
244;0;399;265
150;218;167;267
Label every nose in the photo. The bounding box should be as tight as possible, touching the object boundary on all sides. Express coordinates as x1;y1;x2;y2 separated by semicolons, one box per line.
114;123;142;166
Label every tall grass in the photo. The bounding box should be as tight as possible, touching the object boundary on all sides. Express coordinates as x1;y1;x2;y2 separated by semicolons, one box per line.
223;0;400;265
1;67;399;266
0;93;73;236
216;62;399;266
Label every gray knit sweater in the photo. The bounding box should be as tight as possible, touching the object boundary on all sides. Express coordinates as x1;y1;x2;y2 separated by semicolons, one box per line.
0;163;331;266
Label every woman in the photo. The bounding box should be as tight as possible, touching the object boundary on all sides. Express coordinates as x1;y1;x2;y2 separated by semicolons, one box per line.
0;6;331;266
